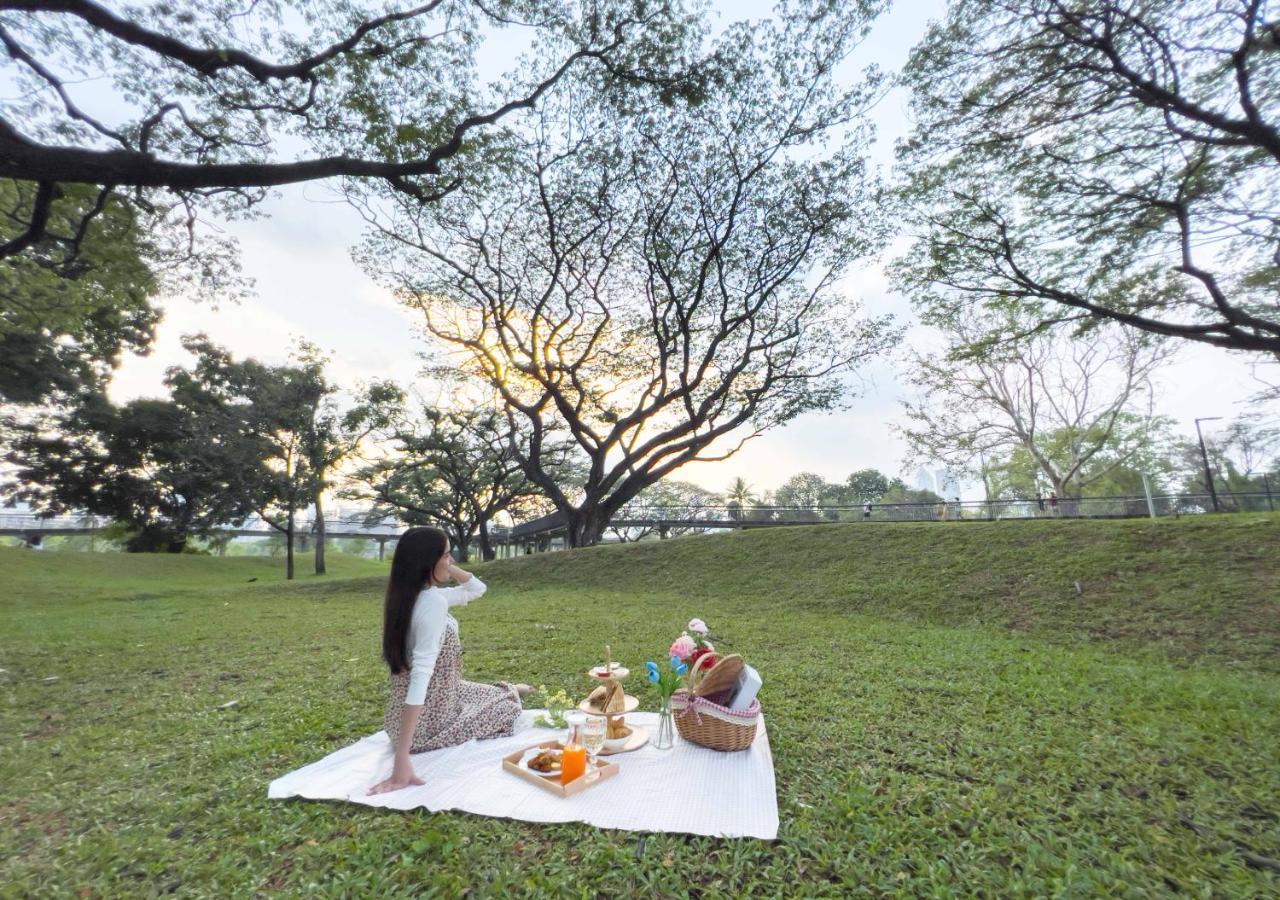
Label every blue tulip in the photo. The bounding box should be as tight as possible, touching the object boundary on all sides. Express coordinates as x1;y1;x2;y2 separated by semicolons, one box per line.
646;660;660;683
673;660;688;676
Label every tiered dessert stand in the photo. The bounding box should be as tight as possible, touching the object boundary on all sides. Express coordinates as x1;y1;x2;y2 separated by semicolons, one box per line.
578;647;649;754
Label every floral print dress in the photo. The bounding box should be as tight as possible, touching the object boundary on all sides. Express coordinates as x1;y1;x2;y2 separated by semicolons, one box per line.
382;578;521;753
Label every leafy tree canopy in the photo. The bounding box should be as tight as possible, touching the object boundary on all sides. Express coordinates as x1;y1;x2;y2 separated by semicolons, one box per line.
894;0;1280;358
360;0;898;546
0;180;159;403
0;0;709;262
2;388;264;551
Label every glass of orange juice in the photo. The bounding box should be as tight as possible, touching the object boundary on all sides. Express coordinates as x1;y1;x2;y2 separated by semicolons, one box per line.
560;712;587;785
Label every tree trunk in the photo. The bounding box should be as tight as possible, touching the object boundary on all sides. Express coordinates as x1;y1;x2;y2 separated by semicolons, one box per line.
453;530;470;563
285;513;295;580
566;506;609;548
1026;444;1070;505
314;490;327;575
168;517;192;553
979;457;995;521
478;519;495;561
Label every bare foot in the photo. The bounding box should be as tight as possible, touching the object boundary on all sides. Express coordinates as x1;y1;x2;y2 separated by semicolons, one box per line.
513;683;533;697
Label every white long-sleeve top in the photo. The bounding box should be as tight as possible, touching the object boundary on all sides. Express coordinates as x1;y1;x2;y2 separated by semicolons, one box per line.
404;575;487;706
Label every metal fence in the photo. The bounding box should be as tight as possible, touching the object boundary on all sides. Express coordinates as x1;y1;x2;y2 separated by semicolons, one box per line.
605;491;1277;526
4;491;1275;552
0;512;401;537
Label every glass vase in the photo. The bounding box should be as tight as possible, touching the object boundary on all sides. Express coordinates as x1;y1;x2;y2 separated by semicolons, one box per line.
654;696;675;750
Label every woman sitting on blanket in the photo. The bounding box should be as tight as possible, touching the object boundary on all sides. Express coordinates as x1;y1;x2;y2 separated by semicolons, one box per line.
369;526;531;795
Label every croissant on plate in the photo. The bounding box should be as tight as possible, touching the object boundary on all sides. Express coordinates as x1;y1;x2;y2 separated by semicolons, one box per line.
528;749;562;772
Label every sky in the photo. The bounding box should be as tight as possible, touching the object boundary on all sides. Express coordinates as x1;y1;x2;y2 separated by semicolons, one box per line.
103;0;1274;500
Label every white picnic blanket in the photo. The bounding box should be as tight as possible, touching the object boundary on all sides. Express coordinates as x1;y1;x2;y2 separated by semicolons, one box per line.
267;711;778;840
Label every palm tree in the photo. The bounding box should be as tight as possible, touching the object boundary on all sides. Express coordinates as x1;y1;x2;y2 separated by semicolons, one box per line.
727;477;756;505
726;477;755;521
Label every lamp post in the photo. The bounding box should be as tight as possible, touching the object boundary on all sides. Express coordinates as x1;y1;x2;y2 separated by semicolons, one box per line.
1195;416;1223;513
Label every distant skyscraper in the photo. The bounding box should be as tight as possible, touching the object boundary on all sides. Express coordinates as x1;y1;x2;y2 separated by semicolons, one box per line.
912;467;959;498
935;470;960;497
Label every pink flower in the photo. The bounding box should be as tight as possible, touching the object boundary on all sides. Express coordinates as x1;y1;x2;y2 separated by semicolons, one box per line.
687;618;709;636
669;633;697;661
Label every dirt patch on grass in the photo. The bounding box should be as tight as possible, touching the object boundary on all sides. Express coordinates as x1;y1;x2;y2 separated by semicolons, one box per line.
20;711;65;739
0;799;69;839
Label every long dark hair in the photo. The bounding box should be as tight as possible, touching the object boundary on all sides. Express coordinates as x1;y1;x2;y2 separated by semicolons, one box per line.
382;526;449;675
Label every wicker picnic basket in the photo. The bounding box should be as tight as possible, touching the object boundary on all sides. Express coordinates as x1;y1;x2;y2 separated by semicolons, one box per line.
669;653;760;752
670;691;760;751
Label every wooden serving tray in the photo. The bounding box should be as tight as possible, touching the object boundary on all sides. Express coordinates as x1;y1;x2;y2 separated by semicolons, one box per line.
502;741;619;798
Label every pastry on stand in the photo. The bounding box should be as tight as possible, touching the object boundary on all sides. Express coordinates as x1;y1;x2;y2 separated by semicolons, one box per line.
579;645;648;754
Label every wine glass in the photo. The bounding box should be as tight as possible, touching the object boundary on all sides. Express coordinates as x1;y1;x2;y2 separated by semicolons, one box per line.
581;714;606;778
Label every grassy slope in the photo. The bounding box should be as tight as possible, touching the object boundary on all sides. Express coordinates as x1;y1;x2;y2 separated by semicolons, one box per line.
0;547;388;599
1;517;1278;897
485;514;1280;670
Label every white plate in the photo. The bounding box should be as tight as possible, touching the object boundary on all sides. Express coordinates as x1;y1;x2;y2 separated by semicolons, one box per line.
518;746;563;778
579;693;640;715
589;664;629;680
598;724;649;755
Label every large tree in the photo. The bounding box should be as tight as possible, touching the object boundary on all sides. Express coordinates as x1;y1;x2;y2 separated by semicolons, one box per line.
980;415;1181;499
774;472;844;520
1170;414;1280;507
2;389;264;551
843;468;893;505
286;343;401;575
898;312;1174;497
167;335;339;579
1220;414;1280;478
0;0;704;262
606;478;722;542
1;2;703;409
360;2;897;546
894;0;1280;358
775;473;838;509
346;402;553;561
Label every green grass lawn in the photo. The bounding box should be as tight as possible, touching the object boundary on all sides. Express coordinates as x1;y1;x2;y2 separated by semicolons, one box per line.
2;516;1279;897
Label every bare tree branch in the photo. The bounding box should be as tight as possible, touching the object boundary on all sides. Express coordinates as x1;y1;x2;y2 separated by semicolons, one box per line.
0;0;686;259
895;0;1280;360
